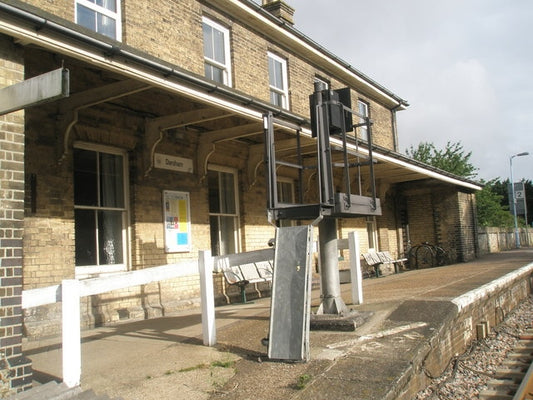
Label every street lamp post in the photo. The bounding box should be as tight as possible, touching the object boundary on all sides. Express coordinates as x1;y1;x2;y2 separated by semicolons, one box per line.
510;152;529;248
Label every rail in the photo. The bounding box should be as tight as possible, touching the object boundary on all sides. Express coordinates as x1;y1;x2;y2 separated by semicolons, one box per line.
513;358;533;400
479;328;533;400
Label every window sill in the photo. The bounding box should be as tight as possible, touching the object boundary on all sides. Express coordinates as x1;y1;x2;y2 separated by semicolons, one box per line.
75;265;127;280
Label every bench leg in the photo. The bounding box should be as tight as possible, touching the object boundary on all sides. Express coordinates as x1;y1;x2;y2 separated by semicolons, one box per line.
374;265;381;278
236;282;253;304
239;285;247;303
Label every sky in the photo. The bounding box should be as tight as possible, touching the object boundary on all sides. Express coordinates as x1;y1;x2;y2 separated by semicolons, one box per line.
285;0;533;182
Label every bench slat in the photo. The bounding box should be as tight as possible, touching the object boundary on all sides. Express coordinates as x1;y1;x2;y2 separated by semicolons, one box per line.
239;263;264;283
223;267;245;285
255;261;273;280
362;250;406;276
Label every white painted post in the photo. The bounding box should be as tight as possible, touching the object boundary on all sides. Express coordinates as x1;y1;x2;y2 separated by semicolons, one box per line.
348;231;363;305
61;279;81;387
199;250;216;346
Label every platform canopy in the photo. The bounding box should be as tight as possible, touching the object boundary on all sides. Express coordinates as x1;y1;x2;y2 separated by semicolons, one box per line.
0;1;481;192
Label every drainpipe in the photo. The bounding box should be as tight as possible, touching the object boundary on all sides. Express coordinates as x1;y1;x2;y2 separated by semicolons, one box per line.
391;103;403;152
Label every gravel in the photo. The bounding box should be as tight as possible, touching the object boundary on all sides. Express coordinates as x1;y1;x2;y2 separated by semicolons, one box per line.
414;295;533;400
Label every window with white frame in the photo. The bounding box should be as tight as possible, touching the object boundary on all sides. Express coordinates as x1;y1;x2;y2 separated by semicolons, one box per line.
208;166;240;256
268;52;289;109
366;216;378;250
357;100;369;141
73;144;128;272
75;0;121;41
314;76;329;90
277;179;294;205
277;178;295;227
203;17;232;86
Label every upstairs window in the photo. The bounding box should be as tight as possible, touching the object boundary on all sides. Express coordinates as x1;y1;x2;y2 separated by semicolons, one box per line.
268;52;289;109
357;100;369;141
75;0;121;41
314;76;330;90
203;17;232;86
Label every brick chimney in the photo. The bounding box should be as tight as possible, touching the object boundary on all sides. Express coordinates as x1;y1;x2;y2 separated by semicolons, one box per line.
262;0;295;25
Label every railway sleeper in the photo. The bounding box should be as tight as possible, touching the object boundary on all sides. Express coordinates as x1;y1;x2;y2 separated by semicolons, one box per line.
502;360;532;369
493;367;527;380
478;388;514;400
515;340;533;350
485;378;519;391
507;351;533;361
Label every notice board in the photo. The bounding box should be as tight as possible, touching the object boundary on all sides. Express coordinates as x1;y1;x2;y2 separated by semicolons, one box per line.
163;190;191;252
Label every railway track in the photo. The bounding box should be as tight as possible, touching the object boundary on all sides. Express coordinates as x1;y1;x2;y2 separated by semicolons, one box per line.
479;329;533;400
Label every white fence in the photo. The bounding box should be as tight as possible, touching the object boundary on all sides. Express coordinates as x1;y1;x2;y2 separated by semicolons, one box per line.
478;227;533;254
21;233;363;388
337;231;363;305
21;252;215;388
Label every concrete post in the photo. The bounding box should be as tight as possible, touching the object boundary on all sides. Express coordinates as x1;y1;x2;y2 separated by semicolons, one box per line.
317;218;348;314
199;250;216;346
348;231;363;305
62;279;81;388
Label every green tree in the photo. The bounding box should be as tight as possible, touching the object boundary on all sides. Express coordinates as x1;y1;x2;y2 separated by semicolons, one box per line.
405;141;478;179
475;180;514;227
405;142;524;227
490;178;533;226
525;179;533;223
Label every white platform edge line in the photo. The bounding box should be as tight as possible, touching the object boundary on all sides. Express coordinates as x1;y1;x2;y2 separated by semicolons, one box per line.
452;262;533;312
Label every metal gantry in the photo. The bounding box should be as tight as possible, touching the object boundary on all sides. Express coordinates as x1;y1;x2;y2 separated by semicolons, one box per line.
264;83;381;223
264;82;382;319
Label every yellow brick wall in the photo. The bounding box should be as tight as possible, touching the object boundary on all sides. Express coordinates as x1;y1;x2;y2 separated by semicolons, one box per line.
16;0;417;336
17;0;398;148
124;0;204;74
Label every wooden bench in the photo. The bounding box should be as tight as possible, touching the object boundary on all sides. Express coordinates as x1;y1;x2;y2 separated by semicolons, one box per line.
362;249;407;277
214;248;274;303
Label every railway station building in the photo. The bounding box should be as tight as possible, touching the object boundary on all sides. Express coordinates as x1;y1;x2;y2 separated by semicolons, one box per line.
0;0;481;392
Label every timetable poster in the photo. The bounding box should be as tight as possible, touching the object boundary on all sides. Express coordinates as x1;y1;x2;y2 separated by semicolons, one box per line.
163;190;191;252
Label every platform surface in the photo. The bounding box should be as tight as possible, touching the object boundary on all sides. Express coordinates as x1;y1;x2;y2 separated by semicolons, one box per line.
23;249;533;400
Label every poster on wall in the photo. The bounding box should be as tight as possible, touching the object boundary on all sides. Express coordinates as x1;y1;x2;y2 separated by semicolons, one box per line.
163;190;191;253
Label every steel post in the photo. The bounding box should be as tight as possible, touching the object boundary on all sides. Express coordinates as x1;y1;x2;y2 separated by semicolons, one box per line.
317;218;348;315
510;157;521;248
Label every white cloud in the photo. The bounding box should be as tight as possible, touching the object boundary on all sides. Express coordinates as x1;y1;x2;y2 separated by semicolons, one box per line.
286;0;533;181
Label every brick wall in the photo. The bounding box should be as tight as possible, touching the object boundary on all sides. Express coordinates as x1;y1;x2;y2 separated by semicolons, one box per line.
399;182;478;266
18;47;284;334
457;191;477;261
406;187;436;247
0;35;32;394
16;0;398;149
11;0;461;340
124;0;204;74
395;273;531;399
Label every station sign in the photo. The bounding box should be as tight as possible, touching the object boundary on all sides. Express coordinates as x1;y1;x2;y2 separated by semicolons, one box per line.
154;153;193;173
508;182;526;215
